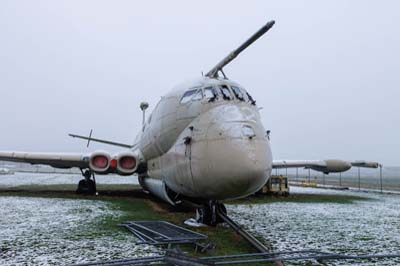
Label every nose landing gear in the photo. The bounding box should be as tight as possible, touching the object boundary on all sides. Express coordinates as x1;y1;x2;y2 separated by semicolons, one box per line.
76;169;97;195
196;201;227;226
196;201;282;264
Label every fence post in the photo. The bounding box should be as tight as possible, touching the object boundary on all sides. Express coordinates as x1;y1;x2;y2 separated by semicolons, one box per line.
358;167;361;191
339;172;342;187
380;165;383;193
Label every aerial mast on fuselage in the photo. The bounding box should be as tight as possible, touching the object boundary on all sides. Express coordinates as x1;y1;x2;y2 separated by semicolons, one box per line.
205;20;275;79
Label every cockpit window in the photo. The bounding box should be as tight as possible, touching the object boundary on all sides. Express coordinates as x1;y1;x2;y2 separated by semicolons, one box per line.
231;86;245;101
219;85;233;100
192;89;203;101
246;92;256;105
180;89;199;104
204;86;218;102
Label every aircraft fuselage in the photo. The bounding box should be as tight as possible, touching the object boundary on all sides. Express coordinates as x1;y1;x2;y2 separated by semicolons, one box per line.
136;77;272;203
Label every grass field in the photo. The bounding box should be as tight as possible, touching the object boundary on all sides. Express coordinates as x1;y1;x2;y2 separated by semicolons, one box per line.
0;185;260;259
0;183;379;266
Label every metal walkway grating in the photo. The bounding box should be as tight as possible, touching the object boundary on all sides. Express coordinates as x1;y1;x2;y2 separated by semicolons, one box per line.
72;249;400;266
119;221;208;245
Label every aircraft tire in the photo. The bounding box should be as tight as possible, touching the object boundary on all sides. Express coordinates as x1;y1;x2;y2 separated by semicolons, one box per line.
197;206;213;225
197;202;227;226
76;179;96;195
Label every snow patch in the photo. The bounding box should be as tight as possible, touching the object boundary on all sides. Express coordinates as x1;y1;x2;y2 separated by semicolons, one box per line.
228;187;400;266
0;172;138;187
0;197;160;265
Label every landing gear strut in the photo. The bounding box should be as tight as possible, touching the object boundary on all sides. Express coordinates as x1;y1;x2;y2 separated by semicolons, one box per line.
76;169;97;195
196;201;227;226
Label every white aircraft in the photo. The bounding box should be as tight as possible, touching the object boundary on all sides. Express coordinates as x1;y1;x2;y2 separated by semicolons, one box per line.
0;20;379;225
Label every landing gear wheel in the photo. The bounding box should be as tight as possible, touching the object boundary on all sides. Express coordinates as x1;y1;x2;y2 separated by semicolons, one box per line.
196;206;213;225
196;201;227;226
76;169;97;195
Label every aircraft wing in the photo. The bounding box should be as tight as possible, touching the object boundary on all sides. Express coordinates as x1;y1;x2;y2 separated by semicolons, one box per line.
0;150;139;174
272;159;380;174
0;151;89;169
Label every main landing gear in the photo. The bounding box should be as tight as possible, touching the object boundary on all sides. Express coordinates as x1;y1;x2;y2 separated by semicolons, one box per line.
196;201;227;226
76;169;97;195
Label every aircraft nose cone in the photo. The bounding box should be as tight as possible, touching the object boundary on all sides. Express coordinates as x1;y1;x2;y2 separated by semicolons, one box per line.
191;105;272;200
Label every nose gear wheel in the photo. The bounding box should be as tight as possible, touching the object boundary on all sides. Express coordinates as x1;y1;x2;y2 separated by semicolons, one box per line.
196;201;227;226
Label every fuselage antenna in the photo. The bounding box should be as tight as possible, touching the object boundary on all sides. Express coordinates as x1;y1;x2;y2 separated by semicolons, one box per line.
140;102;149;132
205;20;275;79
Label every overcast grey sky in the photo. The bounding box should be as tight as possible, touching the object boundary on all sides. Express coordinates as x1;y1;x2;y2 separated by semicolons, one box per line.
0;1;399;165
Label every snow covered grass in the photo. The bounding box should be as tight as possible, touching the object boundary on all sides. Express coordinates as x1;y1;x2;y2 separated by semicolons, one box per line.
1;174;399;266
0;173;138;188
228;187;400;266
0;196;160;265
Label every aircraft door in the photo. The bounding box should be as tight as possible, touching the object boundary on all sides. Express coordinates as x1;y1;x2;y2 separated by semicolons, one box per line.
170;127;196;196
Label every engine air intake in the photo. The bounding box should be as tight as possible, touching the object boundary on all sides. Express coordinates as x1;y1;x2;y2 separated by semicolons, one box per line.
114;152;139;175
120;156;136;170
89;152;111;174
93;156;108;168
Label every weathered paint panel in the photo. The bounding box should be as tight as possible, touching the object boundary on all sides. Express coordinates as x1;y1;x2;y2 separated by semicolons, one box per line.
139;77;272;201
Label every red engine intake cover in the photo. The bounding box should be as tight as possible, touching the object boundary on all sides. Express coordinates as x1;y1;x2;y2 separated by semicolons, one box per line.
120;156;136;170
92;155;109;169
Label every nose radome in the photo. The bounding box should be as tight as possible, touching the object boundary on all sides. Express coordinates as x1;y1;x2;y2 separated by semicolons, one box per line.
190;115;272;200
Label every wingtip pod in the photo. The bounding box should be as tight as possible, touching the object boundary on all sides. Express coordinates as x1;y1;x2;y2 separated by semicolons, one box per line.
322;160;352;173
320;160;381;173
351;161;381;168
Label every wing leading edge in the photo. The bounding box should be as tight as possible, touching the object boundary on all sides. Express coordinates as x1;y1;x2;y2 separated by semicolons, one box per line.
0;151;88;169
272;159;380;174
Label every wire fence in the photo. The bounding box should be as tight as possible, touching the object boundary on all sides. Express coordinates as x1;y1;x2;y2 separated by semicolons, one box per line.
275;166;400;192
2;161;399;192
